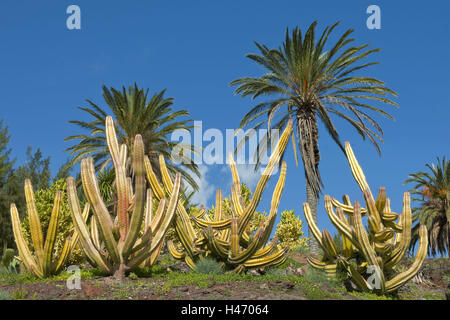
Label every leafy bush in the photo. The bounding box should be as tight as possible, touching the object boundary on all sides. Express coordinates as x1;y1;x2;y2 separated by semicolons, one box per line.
274;210;308;250
194;257;224;275
21;178;85;266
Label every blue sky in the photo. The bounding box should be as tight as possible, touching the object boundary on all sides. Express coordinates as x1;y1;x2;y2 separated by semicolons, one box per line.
1;1;449;240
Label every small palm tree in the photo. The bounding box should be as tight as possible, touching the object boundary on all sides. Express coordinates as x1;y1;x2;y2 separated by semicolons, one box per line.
405;157;449;257
65;84;200;190
230;21;397;254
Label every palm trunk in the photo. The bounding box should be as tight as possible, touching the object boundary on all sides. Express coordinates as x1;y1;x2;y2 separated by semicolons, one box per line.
296;111;321;256
306;182;320;255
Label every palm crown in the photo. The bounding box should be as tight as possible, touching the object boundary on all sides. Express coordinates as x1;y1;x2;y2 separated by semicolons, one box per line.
231;21;398;196
65;84;200;190
405;157;449;256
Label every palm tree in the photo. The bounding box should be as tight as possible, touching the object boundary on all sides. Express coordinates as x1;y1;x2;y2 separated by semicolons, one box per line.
65;84;200;190
405;157;449;257
230;21;397;254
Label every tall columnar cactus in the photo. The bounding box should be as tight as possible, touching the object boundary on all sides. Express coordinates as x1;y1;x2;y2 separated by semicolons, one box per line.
146;120;294;273
303;142;428;294
10;179;83;278
66;116;180;280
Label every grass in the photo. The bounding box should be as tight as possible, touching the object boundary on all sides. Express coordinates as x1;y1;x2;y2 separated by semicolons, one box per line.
0;267;107;286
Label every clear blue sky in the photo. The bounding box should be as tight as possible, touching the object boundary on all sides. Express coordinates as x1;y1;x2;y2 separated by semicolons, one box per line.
1;1;449;239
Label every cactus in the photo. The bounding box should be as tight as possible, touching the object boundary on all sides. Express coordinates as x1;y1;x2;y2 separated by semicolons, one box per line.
9;179;83;278
66;116;180;280
147;120;294;273
303;142;428;294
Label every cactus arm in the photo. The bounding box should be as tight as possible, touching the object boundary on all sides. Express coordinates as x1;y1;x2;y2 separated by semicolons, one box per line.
192;216;232;230
174;222;196;258
375;187;386;214
259;161;286;246
81;158;120;263
230;184;244;216
150;198;166;233
144;189;153;230
184;255;196;270
153;155;197;242
148;172;179;253
324;197;356;246
204;227;229;258
90;215;102;251
122;135;146;258
385;225;428;293
105;116;129;241
130;200;166;255
351;201;386;293
385;192;413;268
345;141;371;193
168;240;186;260
54;237;71;274
307;256;326;269
336;208;354;257
159;154;174;191
230;219;239;257
70;202;90;252
338;258;371;292
43;191;62;275
302;202;324;249
127;173;181;268
322;230;339;260
228;223;266;264
251;237;279;258
229;153;241;191
214;190;223;222
145;240;164;267
194;207;206;219
24;179;45;269
10;203;43;278
362;189;382;233
66;177;112;273
237;120;292;235
243;246;289;268
330;197;368;215
144;156;165;200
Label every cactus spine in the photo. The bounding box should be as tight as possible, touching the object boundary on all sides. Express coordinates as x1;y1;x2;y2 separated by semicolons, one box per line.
66;116;180;280
10;180;83;278
149;120;294;272
303;142;428;294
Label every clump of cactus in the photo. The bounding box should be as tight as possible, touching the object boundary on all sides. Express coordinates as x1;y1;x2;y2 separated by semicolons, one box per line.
147;120;294;273
303;142;428;294
10;180;82;278
66;116;180;280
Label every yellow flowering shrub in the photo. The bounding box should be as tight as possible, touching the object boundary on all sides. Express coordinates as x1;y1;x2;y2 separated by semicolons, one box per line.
274;210;308;250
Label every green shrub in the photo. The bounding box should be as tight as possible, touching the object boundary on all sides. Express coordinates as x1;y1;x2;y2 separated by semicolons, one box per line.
128;272;138;280
21;179;85;266
194;257;224;275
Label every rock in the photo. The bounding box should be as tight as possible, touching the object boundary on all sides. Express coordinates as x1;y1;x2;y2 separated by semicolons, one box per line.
259;283;269;290
249;269;262;276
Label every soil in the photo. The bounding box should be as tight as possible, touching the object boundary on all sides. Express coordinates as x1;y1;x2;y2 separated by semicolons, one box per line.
0;254;448;300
